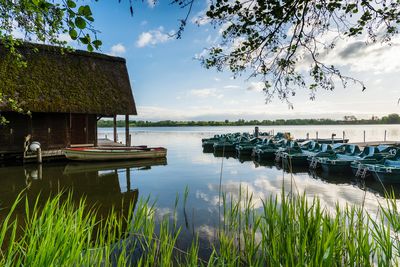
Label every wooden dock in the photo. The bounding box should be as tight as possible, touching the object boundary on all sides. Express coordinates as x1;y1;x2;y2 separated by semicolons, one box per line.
23;149;65;163
6;139;127;164
349;141;400;148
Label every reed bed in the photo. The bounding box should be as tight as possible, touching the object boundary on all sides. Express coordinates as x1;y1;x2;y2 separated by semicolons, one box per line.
0;189;399;266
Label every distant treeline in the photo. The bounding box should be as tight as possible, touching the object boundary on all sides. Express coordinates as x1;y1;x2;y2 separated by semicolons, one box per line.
97;113;400;127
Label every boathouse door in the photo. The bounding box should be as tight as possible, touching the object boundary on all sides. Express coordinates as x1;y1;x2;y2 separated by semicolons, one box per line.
70;114;87;145
70;114;96;146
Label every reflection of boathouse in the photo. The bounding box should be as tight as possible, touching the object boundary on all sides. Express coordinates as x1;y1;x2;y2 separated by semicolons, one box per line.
0;42;137;161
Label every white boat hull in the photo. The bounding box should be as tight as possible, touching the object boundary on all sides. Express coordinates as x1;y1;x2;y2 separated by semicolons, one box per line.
64;148;167;161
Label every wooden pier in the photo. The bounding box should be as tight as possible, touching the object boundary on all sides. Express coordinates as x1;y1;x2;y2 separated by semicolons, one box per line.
3;138;127;164
349;141;400;148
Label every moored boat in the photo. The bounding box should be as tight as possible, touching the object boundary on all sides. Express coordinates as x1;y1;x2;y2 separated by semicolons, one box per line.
351;148;400;180
320;146;381;173
64;147;167;161
370;159;400;183
308;143;347;169
236;137;262;156
254;140;282;161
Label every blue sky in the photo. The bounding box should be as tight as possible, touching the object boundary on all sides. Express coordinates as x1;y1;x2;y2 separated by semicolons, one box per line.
69;1;400;121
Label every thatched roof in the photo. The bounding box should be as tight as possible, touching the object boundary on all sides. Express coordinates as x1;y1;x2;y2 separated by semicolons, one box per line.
0;42;137;115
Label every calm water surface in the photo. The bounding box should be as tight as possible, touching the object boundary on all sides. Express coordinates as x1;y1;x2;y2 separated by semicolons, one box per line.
1;125;400;254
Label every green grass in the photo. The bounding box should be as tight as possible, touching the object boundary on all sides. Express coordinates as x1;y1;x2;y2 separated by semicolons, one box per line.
0;189;399;266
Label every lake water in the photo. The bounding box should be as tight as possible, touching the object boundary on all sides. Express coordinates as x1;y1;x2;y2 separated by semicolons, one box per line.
1;125;400;255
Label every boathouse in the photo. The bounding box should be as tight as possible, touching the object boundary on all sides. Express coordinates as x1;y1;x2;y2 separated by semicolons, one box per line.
0;42;137;161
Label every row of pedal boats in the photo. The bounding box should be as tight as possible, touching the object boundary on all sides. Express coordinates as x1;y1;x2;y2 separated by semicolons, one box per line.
202;133;400;183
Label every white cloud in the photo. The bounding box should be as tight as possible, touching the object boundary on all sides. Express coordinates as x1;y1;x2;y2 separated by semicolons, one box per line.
191;12;211;26
224;85;240;89
247;82;265;92
109;43;126;56
136;27;174;48
137;32;153;48
329;38;400;74
189;88;224;99
296;34;400;75
147;0;156;8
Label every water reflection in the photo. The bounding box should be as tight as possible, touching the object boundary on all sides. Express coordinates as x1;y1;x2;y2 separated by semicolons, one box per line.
0;158;167;226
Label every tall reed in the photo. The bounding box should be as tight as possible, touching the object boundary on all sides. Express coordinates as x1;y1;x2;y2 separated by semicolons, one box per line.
0;189;399;266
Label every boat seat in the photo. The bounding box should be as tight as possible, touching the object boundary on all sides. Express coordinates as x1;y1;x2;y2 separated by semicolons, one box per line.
320;144;333;153
307;141;317;151
384;159;400;167
336;154;357;161
288;141;300;149
332;143;346;153
344;145;360;155
312;143;321;152
359;146;380;159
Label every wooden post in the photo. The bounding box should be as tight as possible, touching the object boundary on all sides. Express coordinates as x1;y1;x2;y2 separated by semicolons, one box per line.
85;114;89;144
384;130;387;141
37;148;42;164
69;113;72;146
129;134;132;146
66;114;70;147
363;130;366;143
316;131;319;141
38;164;43;180
331;133;336;144
113;115;117;142
306;133;309;140
94;115;98;147
342;131;345;142
126;168;131;192
125;114;129;147
254;127;259;138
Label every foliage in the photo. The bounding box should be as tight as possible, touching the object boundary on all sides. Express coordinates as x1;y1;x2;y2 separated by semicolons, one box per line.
0;190;400;265
97;113;400;127
0;0;103;124
198;0;400;104
0;0;101;52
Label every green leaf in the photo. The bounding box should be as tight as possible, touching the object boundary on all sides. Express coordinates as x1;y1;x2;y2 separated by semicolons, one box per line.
75;17;86;29
87;43;94;52
92;40;102;49
67;0;76;8
69;29;78;40
79;36;89;44
78;5;92;17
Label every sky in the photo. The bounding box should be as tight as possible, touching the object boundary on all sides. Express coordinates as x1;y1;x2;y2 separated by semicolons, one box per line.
66;1;400;121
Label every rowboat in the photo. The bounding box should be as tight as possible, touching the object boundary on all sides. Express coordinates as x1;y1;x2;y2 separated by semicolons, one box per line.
64;147;167;161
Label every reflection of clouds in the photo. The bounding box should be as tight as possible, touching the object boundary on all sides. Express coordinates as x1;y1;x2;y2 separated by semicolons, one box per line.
196;190;219;206
196;174;393;215
191;155;217;165
155;207;177;221
196;225;216;243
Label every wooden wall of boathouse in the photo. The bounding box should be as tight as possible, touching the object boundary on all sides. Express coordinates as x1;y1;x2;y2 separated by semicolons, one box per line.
0;112;97;155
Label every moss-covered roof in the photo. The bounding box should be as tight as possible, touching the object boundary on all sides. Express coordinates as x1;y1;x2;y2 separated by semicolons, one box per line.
0;42;137;115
